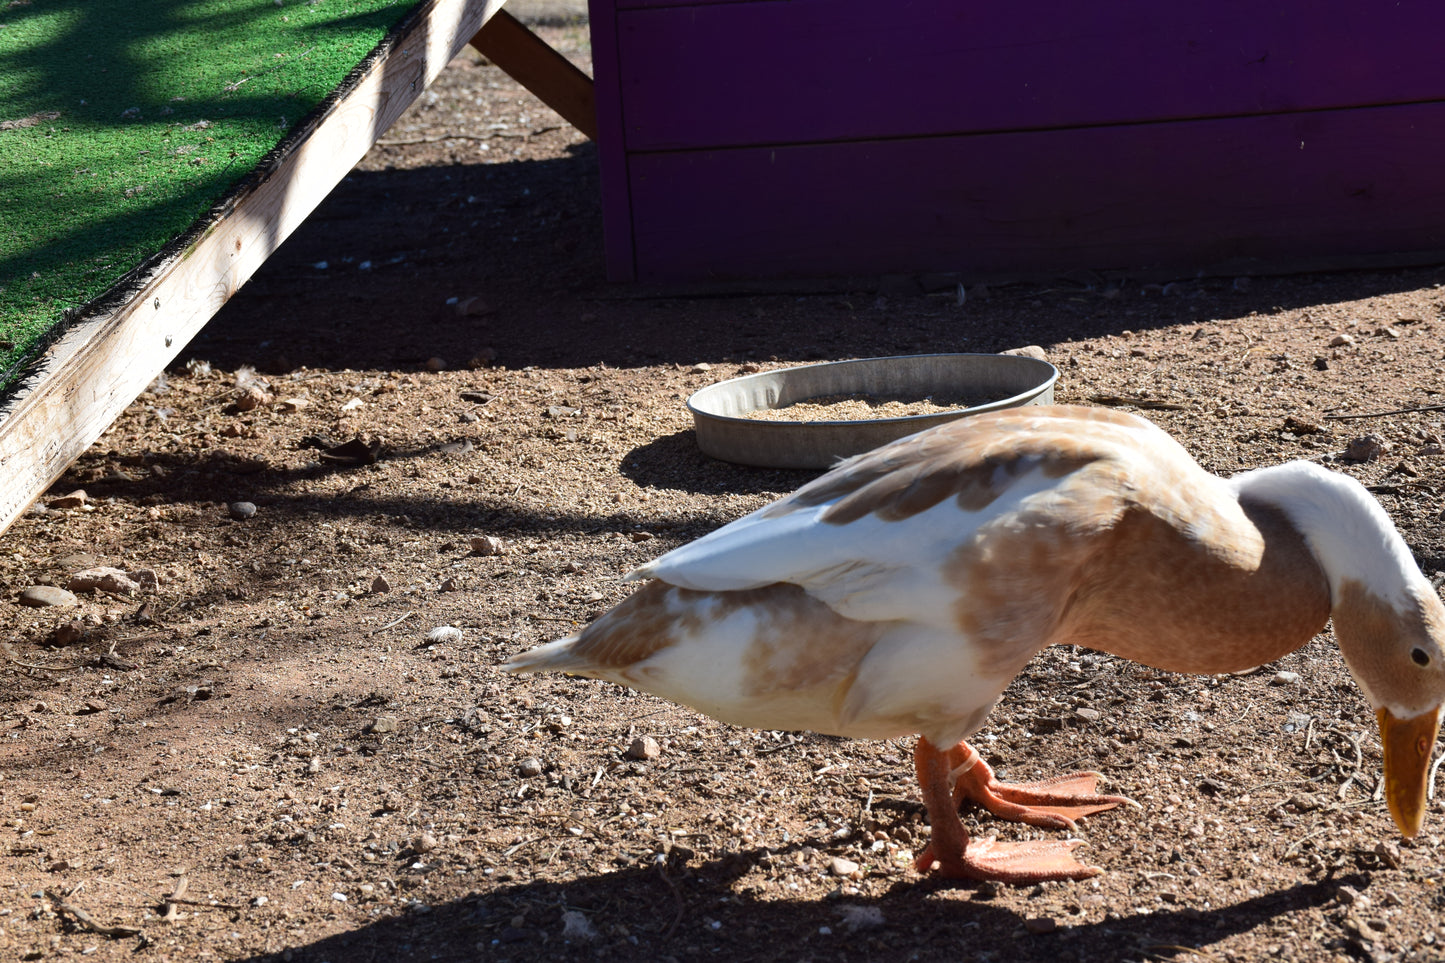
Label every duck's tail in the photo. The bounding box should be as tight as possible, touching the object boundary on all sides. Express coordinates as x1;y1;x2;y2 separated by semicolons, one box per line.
501;635;590;675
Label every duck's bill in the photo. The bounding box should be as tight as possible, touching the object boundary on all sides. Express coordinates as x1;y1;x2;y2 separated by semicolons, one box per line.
1377;706;1443;838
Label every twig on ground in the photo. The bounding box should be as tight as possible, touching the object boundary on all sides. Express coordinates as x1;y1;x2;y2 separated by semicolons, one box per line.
370;611;414;635
46;890;142;938
1324;403;1445;420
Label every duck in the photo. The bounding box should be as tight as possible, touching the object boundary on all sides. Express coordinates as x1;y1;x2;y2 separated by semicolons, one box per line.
505;404;1445;883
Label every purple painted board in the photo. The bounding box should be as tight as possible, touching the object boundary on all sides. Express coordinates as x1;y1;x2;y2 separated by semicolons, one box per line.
624;103;1445;281
614;0;1445;152
587;0;635;281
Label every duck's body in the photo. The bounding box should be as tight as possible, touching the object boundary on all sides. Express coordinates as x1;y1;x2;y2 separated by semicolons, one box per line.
507;405;1445;882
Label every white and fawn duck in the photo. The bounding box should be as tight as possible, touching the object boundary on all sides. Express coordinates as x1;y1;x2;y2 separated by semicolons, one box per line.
506;405;1445;883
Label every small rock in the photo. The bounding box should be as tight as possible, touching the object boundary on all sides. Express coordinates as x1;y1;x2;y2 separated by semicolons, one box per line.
233;384;271;412
412;832;438;853
228;501;257;520
425;357;448;372
1073;707;1101;723
1270;670;1302;686
1023;917;1058;935
828;856;860;877
471;536;506;556
1329;333;1356;347
438;578;460;593
626;736;661;760
370;574;391;593
76;700;106;715
1283;416;1323;435
1286;792;1323;812
1343;435;1388;462
999;345;1048;361
517;756;544;778
49;489;87;510
128;569;160;592
370;715;399;734
67;567;141;597
1374;840;1403;870
18;585;78;608
628;531;654;543
689;362;712;374
48;621;88;646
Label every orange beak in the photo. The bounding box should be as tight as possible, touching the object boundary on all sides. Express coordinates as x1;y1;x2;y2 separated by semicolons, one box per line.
1377;706;1443;837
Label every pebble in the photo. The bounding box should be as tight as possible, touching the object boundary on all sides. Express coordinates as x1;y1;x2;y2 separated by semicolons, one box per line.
412;832;438;853
67;567;142;596
371;574;391;593
828;856;860;877
48;489;87;510
517;756;544;778
1374;840;1403;870
1344;435;1388;462
628;531;654;543
438;577;460;593
999;345;1048;361
626;736;661;760
1329;333;1356;347
471;536;506;556
425;357;448;372
18;585;78;608
370;715;399;734
1023;917;1058;935
1073;707;1101;723
233;385;270;411
229;501;258;520
1270;670;1302;686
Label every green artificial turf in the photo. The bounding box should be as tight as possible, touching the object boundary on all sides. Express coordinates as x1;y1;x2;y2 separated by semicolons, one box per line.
0;0;423;391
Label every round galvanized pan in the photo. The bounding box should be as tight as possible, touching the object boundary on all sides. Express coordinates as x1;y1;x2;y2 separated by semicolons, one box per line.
687;353;1058;469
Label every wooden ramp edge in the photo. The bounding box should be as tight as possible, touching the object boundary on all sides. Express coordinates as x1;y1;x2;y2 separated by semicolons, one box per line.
0;0;511;537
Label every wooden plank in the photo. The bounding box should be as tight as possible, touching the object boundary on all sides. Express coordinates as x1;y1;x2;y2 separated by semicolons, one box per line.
0;0;508;537
471;9;597;140
613;0;1445;151
623;102;1445;281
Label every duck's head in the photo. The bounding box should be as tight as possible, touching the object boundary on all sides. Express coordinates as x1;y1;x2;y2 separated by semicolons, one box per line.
1231;461;1445;838
1333;579;1445;837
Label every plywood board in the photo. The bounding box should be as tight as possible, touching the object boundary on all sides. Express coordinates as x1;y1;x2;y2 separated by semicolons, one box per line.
0;0;509;536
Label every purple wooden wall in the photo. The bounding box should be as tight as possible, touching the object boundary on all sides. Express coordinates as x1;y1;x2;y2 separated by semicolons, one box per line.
589;0;1445;282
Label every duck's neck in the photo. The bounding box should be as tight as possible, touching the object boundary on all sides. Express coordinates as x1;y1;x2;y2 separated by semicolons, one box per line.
1227;461;1427;608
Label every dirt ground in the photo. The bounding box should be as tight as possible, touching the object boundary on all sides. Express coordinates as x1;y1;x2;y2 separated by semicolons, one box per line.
6;16;1445;963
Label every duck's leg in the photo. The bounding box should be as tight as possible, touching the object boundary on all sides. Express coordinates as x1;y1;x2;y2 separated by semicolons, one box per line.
912;737;1103;883
945;742;1134;830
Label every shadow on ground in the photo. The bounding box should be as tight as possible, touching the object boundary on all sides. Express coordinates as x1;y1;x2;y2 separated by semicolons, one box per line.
234;853;1356;963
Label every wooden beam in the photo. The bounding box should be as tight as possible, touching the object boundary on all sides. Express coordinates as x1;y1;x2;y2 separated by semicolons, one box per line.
470;9;597;140
0;0;508;538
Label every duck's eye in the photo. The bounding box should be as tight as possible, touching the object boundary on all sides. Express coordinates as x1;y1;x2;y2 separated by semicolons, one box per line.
1411;647;1431;667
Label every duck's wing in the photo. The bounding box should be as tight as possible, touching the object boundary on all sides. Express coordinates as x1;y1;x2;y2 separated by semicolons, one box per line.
630;406;1187;624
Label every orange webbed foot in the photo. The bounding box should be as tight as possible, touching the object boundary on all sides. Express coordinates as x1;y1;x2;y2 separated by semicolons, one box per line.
913;737;1126;884
946;743;1135;829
